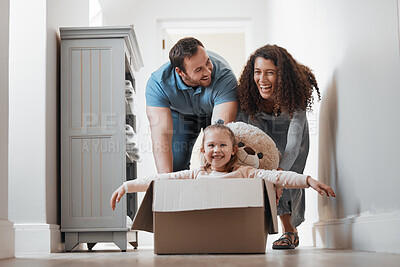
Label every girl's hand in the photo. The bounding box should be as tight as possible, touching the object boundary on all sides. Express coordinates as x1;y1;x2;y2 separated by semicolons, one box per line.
307;177;336;197
110;185;126;210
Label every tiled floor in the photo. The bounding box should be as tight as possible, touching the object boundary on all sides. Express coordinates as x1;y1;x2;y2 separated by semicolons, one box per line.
1;245;399;267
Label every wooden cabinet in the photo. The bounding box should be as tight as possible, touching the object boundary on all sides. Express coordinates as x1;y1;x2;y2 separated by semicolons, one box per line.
60;26;143;251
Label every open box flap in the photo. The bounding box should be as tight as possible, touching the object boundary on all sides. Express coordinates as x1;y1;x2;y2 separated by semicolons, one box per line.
264;180;278;234
152;178;264;212
131;181;154;233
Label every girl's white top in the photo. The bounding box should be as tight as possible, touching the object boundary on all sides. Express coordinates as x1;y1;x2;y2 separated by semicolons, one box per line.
127;164;309;192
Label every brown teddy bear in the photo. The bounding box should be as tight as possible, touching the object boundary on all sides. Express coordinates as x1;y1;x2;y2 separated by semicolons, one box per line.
226;121;280;170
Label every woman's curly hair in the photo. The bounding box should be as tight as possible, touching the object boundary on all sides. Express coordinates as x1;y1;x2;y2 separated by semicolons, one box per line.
238;44;320;118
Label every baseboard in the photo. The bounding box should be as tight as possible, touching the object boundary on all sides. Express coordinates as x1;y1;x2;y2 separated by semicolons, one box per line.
14;223;62;254
313;211;400;254
0;219;15;259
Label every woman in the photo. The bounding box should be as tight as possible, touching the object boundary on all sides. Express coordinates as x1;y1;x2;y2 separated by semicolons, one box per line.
236;44;320;249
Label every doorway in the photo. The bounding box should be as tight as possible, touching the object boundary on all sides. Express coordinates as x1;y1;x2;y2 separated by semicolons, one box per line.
158;19;251;77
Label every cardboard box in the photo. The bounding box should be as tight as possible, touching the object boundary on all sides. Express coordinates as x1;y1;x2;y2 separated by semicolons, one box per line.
132;178;278;254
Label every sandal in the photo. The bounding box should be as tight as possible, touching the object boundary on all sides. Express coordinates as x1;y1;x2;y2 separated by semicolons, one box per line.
293;232;299;247
272;232;299;249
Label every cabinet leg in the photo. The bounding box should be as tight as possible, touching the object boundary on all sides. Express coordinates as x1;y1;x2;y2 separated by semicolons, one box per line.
65;233;79;252
87;243;96;250
113;232;127;251
129;242;138;249
127;230;138;249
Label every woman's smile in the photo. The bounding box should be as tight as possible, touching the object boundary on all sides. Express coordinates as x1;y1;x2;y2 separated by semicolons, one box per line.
254;57;277;100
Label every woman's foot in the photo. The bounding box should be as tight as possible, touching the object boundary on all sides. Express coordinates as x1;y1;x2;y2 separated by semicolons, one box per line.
272;231;299;249
273;214;299;249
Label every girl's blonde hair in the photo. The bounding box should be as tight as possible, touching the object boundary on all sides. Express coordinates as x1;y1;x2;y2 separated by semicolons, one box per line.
202;124;238;172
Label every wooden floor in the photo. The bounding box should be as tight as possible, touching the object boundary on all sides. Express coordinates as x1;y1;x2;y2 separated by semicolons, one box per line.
1;245;399;267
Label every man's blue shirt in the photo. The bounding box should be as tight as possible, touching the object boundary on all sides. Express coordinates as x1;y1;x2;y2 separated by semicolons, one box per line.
145;51;238;116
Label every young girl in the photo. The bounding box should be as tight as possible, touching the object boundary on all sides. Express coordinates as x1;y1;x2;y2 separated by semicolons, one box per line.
110;124;335;210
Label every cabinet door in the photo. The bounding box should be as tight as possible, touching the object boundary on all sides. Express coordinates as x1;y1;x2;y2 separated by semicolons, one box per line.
61;38;127;230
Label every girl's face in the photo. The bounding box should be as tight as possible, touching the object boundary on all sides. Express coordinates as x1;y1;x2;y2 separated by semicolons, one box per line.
254;57;277;100
201;129;236;172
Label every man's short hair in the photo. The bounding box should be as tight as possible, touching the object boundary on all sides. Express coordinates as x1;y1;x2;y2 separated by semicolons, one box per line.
169;37;204;73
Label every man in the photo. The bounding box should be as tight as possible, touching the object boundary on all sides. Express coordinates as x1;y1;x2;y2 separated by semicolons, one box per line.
146;37;238;173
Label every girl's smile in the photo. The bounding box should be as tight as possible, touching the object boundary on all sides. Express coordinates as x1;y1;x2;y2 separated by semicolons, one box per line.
201;129;236;172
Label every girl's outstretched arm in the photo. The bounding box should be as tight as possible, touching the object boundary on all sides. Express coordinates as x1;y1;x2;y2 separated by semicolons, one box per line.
306;177;336;197
110;184;126;211
249;168;336;197
110;175;157;210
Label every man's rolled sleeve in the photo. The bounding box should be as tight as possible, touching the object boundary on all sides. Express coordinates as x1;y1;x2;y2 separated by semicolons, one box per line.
213;73;238;106
145;74;170;108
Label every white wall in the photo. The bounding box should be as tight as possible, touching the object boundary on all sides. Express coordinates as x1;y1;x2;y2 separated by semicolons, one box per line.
0;0;10;223
8;0;88;253
264;0;400;253
0;0;14;259
9;0;48;224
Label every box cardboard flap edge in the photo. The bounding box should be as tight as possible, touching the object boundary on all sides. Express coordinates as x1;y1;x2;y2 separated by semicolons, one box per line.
131;181;154;232
264;180;278;234
132;178;278;234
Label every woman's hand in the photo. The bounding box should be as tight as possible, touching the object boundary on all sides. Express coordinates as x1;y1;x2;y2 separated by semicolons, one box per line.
275;187;283;206
110;185;126;210
307;177;336;197
275;167;284;205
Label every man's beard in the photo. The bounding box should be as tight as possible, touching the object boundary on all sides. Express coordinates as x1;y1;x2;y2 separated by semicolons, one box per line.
182;74;211;87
